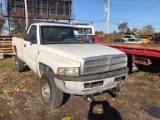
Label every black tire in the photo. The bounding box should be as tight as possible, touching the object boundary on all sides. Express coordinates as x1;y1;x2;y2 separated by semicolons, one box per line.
15;50;24;72
40;72;63;108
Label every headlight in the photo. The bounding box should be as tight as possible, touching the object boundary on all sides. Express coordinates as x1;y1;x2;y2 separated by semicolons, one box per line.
57;67;79;76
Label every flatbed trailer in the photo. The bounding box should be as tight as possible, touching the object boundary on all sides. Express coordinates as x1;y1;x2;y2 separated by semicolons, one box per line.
98;42;160;72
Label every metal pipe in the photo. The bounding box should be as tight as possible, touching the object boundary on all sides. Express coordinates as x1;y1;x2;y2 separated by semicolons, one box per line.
24;0;28;30
106;0;110;34
103;0;107;34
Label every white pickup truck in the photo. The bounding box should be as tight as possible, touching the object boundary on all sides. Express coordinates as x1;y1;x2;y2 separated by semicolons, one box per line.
12;23;128;108
122;34;135;41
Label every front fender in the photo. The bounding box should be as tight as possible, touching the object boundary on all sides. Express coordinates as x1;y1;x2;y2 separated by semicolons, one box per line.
37;51;80;76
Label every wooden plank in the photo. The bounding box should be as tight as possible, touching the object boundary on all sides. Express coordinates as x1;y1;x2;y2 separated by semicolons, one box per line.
4;53;15;55
0;48;13;50
0;41;12;44
0;50;4;59
0;48;14;55
0;39;12;41
2;51;15;55
3;50;13;52
0;44;12;46
0;38;12;41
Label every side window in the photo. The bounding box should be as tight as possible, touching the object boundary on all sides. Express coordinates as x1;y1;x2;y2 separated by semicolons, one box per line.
28;25;37;42
85;28;92;34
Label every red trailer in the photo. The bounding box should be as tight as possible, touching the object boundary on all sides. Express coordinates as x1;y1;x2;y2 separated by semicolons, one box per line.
97;42;160;73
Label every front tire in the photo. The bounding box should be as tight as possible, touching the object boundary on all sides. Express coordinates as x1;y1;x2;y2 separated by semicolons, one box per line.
40;72;63;108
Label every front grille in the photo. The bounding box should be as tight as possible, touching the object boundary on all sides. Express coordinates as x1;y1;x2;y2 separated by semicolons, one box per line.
81;54;127;75
110;56;126;64
84;65;109;74
110;62;127;71
85;59;108;66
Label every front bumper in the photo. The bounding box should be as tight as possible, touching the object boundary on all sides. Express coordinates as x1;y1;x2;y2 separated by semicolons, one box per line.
54;67;128;95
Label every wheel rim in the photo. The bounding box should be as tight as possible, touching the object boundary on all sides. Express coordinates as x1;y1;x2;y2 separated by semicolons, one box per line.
15;56;18;70
42;81;51;103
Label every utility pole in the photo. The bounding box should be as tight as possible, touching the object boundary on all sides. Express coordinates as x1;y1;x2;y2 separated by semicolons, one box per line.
107;0;110;34
103;0;110;34
24;0;28;30
103;0;107;34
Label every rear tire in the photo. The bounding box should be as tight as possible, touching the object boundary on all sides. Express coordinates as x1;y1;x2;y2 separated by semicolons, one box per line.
40;72;63;108
15;50;24;72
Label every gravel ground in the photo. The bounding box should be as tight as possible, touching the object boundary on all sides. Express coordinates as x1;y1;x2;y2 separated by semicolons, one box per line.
0;56;160;120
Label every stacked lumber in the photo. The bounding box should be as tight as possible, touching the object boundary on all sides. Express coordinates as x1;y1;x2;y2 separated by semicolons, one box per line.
0;36;15;55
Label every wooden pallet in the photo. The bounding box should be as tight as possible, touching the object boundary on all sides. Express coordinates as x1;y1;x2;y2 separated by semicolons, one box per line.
0;36;15;55
0;38;12;43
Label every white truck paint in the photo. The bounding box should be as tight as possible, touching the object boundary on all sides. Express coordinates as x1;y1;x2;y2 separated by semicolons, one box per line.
12;23;128;108
122;34;135;41
124;38;142;43
72;24;95;35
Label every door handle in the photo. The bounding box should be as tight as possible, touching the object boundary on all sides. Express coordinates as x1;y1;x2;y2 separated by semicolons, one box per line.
24;44;26;47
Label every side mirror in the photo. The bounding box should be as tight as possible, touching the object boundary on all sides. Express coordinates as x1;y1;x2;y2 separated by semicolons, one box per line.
24;34;37;44
24;34;34;41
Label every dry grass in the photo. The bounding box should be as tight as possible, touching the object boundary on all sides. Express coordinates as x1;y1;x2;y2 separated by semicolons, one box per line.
0;57;160;120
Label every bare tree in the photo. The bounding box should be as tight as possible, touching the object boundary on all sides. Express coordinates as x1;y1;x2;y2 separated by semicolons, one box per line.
9;18;35;35
118;22;128;33
0;17;5;33
142;24;154;32
0;2;5;33
131;28;139;35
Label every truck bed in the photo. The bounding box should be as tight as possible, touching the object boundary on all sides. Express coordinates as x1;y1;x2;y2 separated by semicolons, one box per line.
98;42;160;58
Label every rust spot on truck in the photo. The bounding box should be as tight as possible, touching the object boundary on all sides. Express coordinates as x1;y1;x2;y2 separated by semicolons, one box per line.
63;81;66;88
133;56;152;65
82;89;90;92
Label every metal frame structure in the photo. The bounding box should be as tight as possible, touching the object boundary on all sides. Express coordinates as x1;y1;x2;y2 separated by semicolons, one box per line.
0;3;2;16
6;0;73;20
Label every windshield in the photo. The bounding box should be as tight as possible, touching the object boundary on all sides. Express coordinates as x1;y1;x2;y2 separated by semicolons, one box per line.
140;36;149;38
123;36;132;38
128;39;135;42
41;26;93;44
77;28;92;34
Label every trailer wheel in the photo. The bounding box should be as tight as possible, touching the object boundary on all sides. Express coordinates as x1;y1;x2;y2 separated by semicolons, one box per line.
15;51;24;72
40;72;63;108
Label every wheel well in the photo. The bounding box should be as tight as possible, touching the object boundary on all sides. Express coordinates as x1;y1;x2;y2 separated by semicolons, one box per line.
39;63;53;76
13;46;16;53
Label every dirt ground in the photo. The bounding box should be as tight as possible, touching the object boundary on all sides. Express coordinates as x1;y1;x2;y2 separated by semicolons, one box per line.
0;57;160;120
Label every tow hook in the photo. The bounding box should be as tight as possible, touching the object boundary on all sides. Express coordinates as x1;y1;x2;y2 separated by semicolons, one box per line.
108;80;122;98
114;81;121;97
83;94;95;102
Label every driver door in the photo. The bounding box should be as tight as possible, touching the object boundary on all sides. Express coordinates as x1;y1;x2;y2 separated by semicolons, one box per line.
24;25;39;73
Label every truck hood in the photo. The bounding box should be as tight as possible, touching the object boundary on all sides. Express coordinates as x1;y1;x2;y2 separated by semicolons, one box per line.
38;44;125;62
